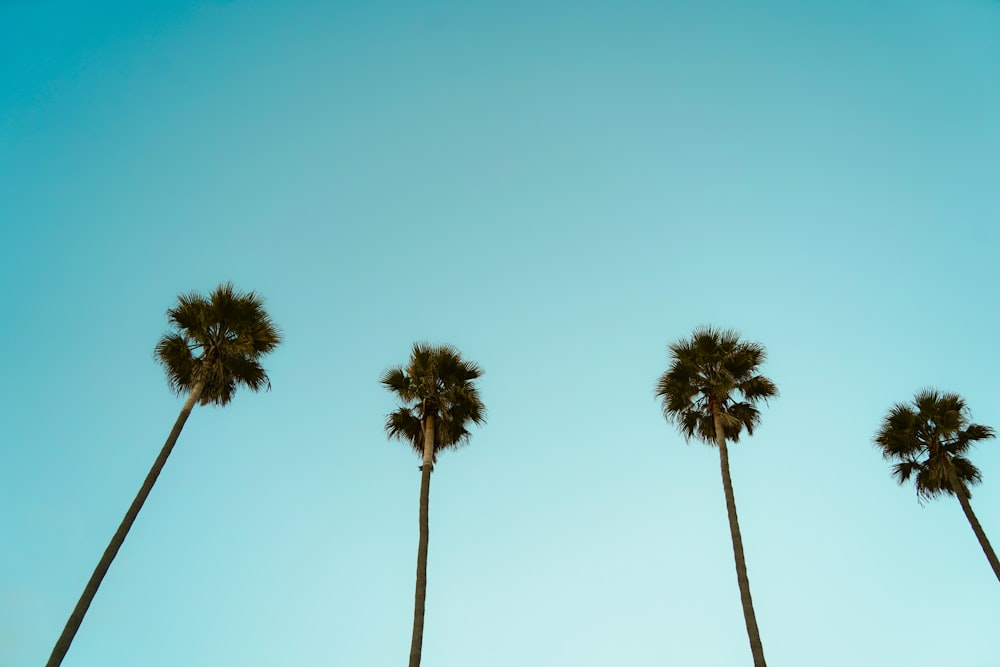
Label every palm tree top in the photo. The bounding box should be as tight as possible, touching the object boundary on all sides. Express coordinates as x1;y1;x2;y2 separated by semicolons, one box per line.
656;326;777;445
155;282;281;406
875;388;996;501
381;342;486;461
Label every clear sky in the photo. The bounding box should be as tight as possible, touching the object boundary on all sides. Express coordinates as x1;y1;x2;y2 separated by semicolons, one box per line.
2;0;999;665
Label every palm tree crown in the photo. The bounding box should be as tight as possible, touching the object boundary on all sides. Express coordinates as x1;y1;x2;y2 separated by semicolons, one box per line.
656;326;778;444
875;389;995;501
155;282;281;406
381;342;486;465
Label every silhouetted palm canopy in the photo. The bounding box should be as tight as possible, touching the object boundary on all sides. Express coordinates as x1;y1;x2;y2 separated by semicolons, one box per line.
874;389;1000;584
155;282;281;405
875;389;995;501
656;326;777;443
381;343;485;464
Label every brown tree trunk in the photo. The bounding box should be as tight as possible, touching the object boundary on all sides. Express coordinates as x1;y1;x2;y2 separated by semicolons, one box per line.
409;413;435;667
955;486;1000;584
713;410;767;667
47;380;205;667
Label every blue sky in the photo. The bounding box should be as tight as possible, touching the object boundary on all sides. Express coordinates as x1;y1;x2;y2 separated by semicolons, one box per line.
2;0;999;665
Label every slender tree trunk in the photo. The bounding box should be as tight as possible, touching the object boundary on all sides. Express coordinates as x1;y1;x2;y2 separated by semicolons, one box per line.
955;487;1000;584
47;380;205;667
713;410;767;667
409;414;435;667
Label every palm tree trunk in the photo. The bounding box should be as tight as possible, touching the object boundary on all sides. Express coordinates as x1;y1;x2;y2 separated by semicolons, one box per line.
955;487;1000;583
47;380;205;667
409;414;435;667
713;410;767;667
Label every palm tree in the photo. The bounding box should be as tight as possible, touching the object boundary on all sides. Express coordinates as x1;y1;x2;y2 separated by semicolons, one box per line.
655;326;776;667
381;343;486;667
47;283;281;667
875;389;1000;583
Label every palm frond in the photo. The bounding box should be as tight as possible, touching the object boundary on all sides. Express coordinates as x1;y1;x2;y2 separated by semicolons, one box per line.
914;463;951;501
727;403;761;440
738;375;778;404
950;456;983;489
385;408;424;457
155;333;197;396
891;459;921;485
950;423;997;456
874;404;920;459
380;367;412;398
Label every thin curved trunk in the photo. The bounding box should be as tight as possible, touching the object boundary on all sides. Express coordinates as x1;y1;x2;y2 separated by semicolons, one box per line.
713;410;767;667
47;380;205;667
409;413;434;667
955;487;1000;583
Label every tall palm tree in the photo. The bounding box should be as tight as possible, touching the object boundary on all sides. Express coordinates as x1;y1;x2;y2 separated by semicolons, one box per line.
381;342;486;667
47;283;281;667
655;326;776;667
875;389;1000;583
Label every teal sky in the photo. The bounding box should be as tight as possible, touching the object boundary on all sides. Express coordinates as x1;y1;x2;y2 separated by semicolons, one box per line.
3;1;999;665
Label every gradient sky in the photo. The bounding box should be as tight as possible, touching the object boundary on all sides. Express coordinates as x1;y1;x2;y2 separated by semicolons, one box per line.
3;1;999;665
